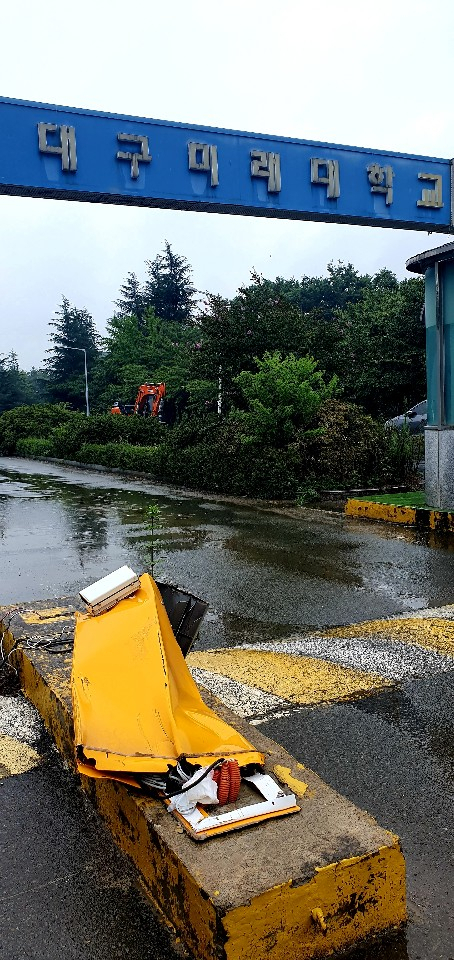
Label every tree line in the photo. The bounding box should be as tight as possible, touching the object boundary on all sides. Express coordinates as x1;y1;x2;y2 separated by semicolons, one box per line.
1;240;425;422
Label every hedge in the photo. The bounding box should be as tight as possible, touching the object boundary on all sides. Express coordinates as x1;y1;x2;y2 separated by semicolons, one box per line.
0;402;421;500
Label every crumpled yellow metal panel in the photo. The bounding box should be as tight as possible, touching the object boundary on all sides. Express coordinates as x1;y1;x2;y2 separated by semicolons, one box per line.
72;574;263;778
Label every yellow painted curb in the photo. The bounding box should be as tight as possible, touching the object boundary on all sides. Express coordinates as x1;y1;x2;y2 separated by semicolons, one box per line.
223;843;405;960
429;511;454;532
1;609;407;960
345;499;416;524
345;498;454;531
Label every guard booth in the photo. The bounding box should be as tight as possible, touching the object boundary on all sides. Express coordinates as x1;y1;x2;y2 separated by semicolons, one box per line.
407;242;454;509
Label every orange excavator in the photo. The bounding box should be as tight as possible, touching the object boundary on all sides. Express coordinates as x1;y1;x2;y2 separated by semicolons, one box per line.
111;383;166;418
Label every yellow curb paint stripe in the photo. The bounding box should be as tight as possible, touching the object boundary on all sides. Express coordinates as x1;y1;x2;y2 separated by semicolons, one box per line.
273;765;308;798
20;607;73;624
345;499;454;531
324;617;454;658
222;840;406;960
345;499;417;524
187;650;390;706
0;735;41;778
429;511;454;531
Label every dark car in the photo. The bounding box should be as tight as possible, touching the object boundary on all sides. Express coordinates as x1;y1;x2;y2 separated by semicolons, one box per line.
385;400;427;434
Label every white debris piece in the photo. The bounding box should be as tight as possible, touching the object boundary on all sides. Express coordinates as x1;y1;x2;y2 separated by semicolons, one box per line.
167;767;219;815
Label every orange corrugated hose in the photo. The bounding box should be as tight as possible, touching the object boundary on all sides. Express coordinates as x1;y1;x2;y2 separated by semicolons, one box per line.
213;759;241;805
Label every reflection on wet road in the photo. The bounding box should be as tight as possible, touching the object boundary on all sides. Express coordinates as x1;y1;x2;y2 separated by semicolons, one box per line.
3;457;454;651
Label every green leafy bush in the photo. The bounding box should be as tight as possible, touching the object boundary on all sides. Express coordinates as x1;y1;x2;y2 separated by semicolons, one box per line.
77;443;164;475
233;350;337;447
0;405;165;458
50;414;165;459
0;404;73;454
16;437;54;458
0;399;420;500
302;399;419;488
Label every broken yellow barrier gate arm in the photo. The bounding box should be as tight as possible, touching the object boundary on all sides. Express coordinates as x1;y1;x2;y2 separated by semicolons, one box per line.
72;574;263;779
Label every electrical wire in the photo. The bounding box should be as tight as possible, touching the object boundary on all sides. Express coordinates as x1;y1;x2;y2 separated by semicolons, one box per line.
138;757;227;798
163;757;226;799
0;616;74;671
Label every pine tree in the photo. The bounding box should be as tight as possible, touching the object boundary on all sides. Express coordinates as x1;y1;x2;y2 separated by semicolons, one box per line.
144;241;196;323
0;352;33;412
114;272;148;325
44;297;100;408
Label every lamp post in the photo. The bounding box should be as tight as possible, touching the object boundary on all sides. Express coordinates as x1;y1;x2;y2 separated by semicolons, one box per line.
67;346;90;416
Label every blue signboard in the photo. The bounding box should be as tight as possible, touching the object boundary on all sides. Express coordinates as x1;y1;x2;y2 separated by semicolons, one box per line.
0;96;452;233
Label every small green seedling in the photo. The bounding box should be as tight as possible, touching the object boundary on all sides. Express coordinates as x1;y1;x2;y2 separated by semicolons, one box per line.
145;503;162;578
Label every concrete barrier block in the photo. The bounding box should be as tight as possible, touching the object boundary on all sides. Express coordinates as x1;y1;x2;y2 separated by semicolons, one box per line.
1;603;406;960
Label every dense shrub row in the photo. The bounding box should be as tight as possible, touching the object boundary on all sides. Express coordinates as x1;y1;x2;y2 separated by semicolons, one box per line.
0;404;163;456
0;402;420;499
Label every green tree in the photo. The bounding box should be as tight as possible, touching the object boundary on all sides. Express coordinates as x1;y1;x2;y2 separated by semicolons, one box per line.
144;241;196;323
114;272;148;325
193;274;311;408
193;264;423;421
297;263;394;377
333;277;425;417
192;264;381;399
97;307;200;410
0;352;37;412
232;350;338;447
26;367;50;404
299;261;372;316
44;297;101;409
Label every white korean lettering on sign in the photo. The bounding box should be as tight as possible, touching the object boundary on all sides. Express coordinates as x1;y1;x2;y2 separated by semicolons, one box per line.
33;117;447;224
116;134;152;179
310;158;340;199
367;163;394;205
417;173;443;209
37;122;77;172
188;142;219;186
250;150;281;193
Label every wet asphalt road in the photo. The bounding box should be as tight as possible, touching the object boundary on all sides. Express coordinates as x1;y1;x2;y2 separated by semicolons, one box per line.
3;457;454;640
1;457;454;960
264;680;454;960
0;731;185;960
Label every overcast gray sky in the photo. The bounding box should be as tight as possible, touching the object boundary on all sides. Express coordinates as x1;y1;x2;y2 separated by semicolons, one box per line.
1;0;453;370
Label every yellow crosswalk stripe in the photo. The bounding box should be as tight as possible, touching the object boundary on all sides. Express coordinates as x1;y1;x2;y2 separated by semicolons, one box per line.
325;617;454;658
0;735;40;778
188;649;390;707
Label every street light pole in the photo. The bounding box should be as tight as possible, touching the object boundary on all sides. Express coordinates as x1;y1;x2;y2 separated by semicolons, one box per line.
67;346;90;416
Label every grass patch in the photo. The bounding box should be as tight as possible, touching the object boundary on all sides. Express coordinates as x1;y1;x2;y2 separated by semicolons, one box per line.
353;491;427;508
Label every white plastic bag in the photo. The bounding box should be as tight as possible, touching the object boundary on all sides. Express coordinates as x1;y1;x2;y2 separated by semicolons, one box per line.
167;767;219;814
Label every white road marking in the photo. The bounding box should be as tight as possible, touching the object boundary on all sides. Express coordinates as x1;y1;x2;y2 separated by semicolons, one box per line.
190;667;288;718
0;694;43;744
237;635;454;681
